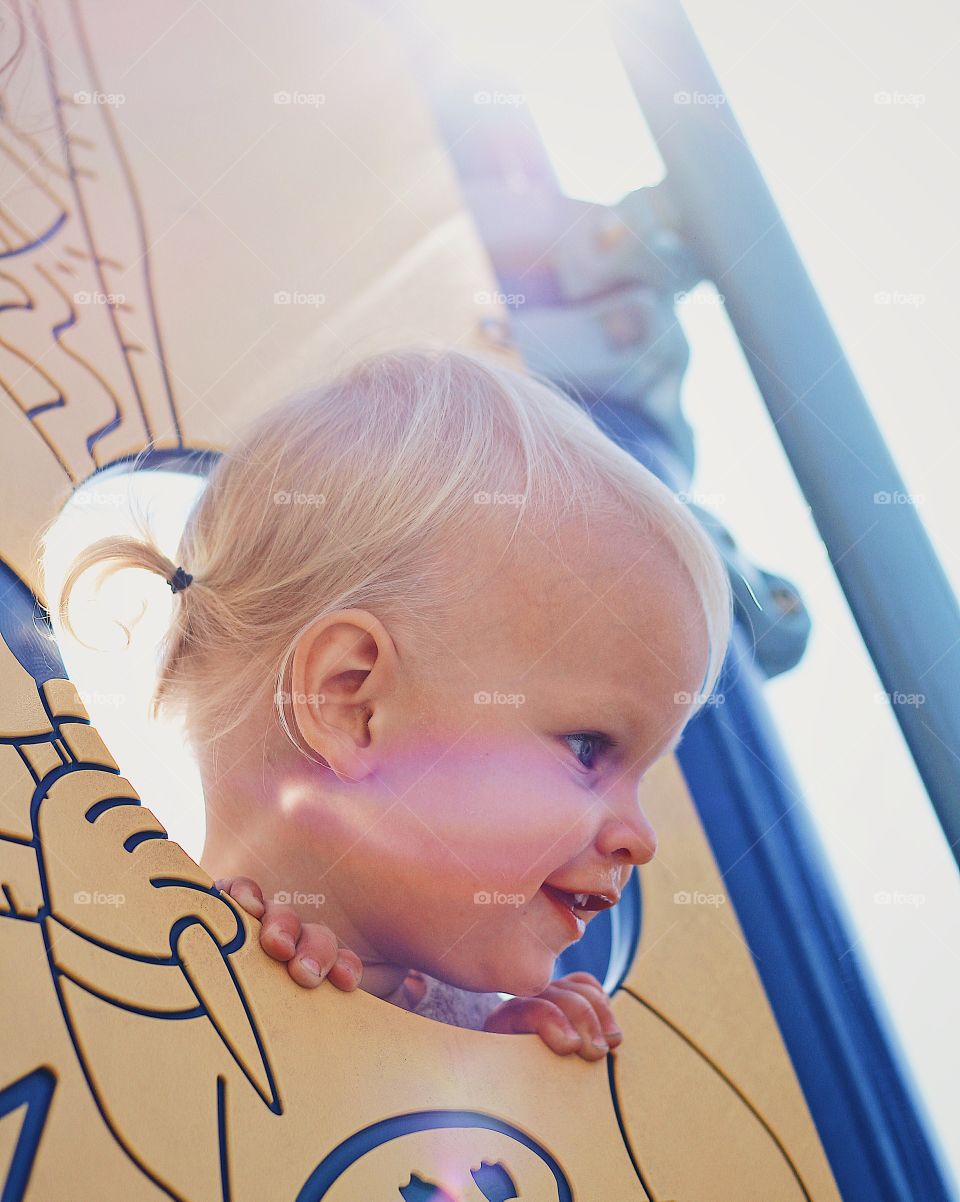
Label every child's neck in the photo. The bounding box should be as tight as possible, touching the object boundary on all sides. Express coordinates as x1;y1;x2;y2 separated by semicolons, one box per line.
198;837;413;1004
382;969;428;1011
197;724;417;1005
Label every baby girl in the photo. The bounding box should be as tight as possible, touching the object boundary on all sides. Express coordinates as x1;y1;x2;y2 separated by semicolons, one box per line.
56;345;731;1061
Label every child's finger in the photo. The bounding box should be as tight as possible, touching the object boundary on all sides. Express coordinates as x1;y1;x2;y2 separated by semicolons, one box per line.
285;923;363;991
282;921;338;988
484;997;584;1056
215;876;265;919
552;975;623;1047
536;983;612;1060
257;900;303;961
324;944;364;991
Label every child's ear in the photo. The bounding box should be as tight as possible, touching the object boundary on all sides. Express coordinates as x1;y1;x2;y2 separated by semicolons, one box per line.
322;704;375;785
286;608;395;782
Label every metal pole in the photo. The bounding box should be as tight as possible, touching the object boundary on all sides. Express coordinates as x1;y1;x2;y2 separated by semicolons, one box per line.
608;0;960;868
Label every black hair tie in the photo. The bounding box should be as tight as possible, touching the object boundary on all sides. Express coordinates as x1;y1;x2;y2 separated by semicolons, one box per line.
167;565;194;594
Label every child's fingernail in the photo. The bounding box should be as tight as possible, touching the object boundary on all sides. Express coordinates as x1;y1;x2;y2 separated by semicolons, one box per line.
239;891;264;917
604;1027;623;1042
555;1022;579;1044
335;955;359;983
592;1036;610;1053
214;878;227;891
299;957;321;977
276;932;296;955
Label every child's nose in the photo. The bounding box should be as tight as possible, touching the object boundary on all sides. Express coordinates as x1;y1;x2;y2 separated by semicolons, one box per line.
596;805;658;865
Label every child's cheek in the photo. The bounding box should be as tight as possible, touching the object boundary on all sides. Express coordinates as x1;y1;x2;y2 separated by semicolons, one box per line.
379;729;592;897
461;746;588;866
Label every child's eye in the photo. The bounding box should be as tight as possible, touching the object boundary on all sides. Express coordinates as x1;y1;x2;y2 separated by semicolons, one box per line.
563;731;616;772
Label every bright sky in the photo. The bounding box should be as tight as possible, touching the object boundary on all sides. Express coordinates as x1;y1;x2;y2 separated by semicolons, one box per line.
43;0;960;1189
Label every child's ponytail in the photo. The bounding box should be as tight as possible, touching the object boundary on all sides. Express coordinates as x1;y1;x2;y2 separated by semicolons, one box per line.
54;530;202;721
57;535;194;635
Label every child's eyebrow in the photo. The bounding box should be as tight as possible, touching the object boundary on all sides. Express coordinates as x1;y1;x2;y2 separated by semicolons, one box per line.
592;693;687;760
595;697;687;759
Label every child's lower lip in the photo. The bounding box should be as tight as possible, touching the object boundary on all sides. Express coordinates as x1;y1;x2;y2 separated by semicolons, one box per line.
539;886;586;937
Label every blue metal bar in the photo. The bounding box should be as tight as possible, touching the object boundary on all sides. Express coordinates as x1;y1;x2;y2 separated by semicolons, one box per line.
608;0;960;868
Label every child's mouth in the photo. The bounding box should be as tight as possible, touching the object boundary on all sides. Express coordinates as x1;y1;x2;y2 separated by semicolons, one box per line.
539;884;588;935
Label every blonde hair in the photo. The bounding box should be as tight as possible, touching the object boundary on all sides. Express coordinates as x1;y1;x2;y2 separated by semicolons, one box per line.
51;344;733;760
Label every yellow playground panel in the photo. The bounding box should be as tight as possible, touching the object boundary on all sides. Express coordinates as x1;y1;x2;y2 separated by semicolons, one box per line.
0;2;842;1198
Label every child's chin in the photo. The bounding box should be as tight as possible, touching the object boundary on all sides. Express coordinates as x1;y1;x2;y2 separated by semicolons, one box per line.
491;956;556;999
443;940;558;998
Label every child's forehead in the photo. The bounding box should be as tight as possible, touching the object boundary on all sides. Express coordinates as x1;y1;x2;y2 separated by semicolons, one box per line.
508;509;686;588
461;516;709;714
512;519;703;642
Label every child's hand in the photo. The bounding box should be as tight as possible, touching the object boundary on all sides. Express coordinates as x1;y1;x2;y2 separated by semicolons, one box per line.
482;971;623;1060
214;876;363;992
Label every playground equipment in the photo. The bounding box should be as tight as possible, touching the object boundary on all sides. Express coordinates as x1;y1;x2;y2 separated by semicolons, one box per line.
1;2;955;1199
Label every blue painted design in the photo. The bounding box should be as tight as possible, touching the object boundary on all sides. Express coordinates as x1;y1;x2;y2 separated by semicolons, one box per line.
217;1076;232;1202
24;394;67;422
0;1067;56;1202
85;796;139;823
123;829;168;852
470;1160;519;1201
0;552;281;1195
604;1053;654;1199
0;561;67;687
54;967;205;1021
89;446;222;481
296;1111;573;1201
0;211;67;259
399;1174;456;1201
